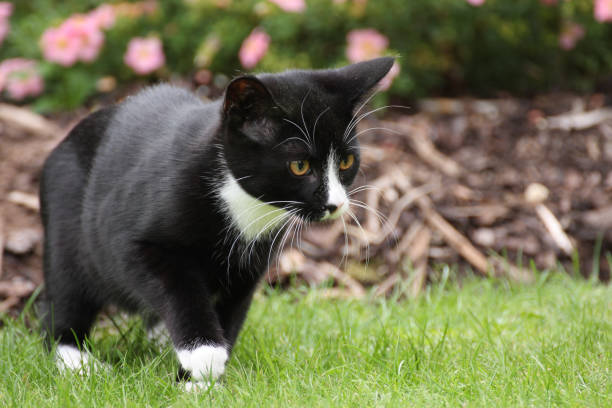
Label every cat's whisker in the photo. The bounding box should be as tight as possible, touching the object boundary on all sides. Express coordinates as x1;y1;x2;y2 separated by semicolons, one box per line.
343;90;380;140
283;118;313;152
311;106;330;147
346;207;370;268
340;216;349;270
343;105;411;142
268;215;299;273
226;206;290;271
348;184;381;196
348;199;400;246
348;199;389;224
273;137;311;151
345;126;404;145
300;90;313;147
275;216;300;273
266;215;298;283
244;209;298;266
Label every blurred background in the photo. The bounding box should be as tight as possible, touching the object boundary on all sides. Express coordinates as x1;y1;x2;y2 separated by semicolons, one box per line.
0;0;611;311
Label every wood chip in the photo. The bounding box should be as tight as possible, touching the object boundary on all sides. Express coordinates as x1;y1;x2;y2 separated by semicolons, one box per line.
6;191;40;212
418;196;490;276
0;278;36;298
0;103;62;138
546;107;612;131
582;206;612;230
4;228;41;255
534;203;575;256
0;212;4;279
0;296;20;313
408;227;431;297
375;272;399;297
384;119;464;177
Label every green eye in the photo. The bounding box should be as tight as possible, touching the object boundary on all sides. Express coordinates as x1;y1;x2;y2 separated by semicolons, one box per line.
289;160;310;176
339;154;355;171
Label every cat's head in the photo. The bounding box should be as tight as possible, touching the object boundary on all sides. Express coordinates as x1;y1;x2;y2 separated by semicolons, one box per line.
218;57;394;238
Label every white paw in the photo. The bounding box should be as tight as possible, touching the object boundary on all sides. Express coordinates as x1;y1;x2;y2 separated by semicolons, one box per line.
55;344;108;375
176;344;228;381
182;380;222;392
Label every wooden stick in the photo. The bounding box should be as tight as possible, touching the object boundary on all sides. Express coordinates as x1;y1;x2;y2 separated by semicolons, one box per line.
6;191;40;212
408;227;431;297
0;211;4;279
0;296;20;313
534;204;575;256
417;196;490;276
375;273;399;297
0;103;62;138
383;119;463;177
546;107;612;131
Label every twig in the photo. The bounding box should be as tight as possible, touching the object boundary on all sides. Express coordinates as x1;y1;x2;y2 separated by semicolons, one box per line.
0;103;62;138
6;191;40;212
0;211;4;279
375;273;399;297
417;196;490;276
408;227;431;297
0;296;20;313
534;204;575;256
383;119;463;177
319;262;365;298
0;278;36;298
546;107;612;131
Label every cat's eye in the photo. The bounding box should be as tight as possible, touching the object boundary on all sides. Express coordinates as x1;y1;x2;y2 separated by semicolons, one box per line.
339;154;355;171
289;160;311;176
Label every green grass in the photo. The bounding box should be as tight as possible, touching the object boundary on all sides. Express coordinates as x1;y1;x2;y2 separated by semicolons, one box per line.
1;273;611;407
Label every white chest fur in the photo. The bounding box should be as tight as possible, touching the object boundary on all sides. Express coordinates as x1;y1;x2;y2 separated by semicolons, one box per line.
219;174;290;241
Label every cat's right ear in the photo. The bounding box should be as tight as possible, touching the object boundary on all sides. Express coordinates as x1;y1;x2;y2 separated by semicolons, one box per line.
223;76;276;123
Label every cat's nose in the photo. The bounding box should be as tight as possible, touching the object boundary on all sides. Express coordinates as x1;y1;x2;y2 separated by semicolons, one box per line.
325;204;338;214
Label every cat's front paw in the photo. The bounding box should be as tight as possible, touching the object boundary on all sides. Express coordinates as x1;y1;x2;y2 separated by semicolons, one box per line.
55;344;110;375
176;344;228;381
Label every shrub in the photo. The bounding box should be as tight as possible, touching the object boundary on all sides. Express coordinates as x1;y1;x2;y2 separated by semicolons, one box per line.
0;0;611;112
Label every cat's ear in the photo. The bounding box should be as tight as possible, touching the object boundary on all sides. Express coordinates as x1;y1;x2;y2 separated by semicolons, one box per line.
223;76;276;121
333;57;395;104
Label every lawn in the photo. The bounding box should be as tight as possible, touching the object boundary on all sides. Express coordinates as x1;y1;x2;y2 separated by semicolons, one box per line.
1;272;611;407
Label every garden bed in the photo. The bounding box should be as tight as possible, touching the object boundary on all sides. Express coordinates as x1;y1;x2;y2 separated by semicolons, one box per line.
1;92;611;313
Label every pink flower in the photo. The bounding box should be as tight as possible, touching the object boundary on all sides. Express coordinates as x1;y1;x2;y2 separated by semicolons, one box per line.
88;4;116;30
540;0;558;5
346;29;388;63
595;0;612;22
0;2;12;46
269;0;306;12
559;22;585;50
0;2;12;19
62;15;105;62
377;61;400;91
466;0;485;5
239;28;270;69
0;59;44;100
124;37;165;75
40;14;105;66
40;26;81;66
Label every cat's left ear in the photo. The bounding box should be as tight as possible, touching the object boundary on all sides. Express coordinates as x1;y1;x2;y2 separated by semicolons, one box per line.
332;57;395;105
223;76;276;122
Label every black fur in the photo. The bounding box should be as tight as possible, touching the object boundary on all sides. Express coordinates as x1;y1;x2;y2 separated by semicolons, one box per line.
39;57;394;379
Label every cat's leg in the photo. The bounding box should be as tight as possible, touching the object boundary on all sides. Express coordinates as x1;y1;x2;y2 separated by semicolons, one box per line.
216;290;256;353
139;268;229;386
42;274;102;373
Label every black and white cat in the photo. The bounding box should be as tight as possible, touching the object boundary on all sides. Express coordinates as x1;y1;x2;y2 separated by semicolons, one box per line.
39;57;394;387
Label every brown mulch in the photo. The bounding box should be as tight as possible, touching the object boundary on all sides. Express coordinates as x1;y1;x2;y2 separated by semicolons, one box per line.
1;93;611;313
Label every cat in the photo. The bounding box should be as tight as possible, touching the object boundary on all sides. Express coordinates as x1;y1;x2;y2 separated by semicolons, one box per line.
39;57;394;387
